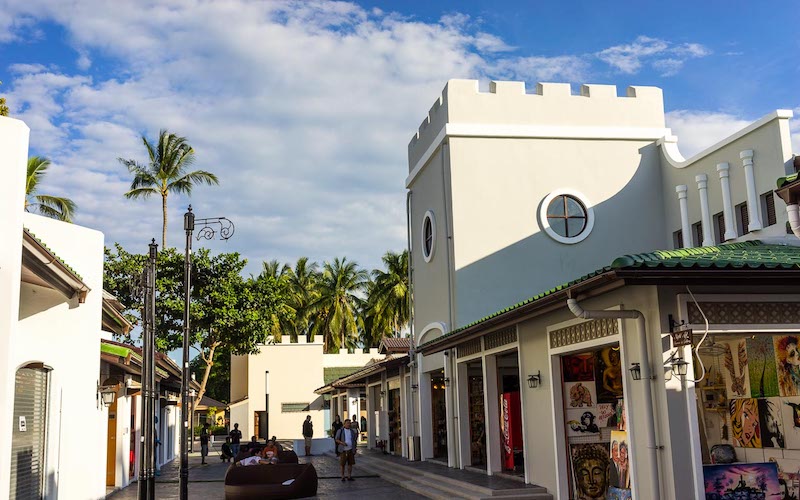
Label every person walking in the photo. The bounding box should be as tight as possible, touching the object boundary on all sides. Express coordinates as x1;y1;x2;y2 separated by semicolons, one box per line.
229;423;242;457
350;414;360;442
332;415;343;455
200;422;210;465
302;415;314;456
334;419;359;482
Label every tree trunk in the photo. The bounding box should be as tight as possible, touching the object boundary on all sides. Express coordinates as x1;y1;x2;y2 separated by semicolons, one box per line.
161;193;168;249
194;341;220;408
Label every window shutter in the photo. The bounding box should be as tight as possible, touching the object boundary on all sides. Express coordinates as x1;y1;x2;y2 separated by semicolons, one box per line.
764;192;777;227
715;212;725;243
739;203;750;235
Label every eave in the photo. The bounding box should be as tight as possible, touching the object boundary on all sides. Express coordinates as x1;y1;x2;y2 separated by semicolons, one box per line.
21;228;90;303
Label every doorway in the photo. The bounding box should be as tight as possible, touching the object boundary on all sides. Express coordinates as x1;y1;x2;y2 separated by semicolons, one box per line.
431;371;448;459
496;351;524;475
10;364;50;500
106;398;118;486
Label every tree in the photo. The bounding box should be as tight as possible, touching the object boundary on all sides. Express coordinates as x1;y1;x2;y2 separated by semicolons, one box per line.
285;257;320;342
190;347;231;403
365;250;409;346
25;156;77;222
309;257;367;353
0;81;8;116
119;130;219;248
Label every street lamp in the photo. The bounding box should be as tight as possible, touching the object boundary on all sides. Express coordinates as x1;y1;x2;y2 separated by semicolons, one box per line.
136;240;158;500
180;206;235;500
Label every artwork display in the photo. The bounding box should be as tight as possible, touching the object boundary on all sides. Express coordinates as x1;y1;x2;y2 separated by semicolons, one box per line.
771;458;800;500
609;431;631;492
616;399;626;431
703;462;781;499
730;398;761;448
747;335;779;398
607;487;632;500
566;408;601;437
780;397;800;450
595;347;623;403
596;403;617;428
566;381;596;408
758;398;785;448
723;340;751;399
774;335;800;397
563;353;595;382
570;442;610;500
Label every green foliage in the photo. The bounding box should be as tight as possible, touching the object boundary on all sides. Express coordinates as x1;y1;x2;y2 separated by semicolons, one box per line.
364;250;409;347
195;424;227;436
0;80;8;116
190;347;231;403
309;257;368;353
25;156;77;222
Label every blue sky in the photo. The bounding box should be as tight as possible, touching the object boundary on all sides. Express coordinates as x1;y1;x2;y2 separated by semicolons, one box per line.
1;0;798;277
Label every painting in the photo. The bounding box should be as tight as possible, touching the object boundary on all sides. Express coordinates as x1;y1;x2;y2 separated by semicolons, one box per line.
566;408;601;437
608;430;631;492
747;335;779;398
595;347;623;404
774;335;800;397
758;398;785;448
769;457;800;500
780;397;800;449
607;487;632;500
616;399;626;431
570;442;610;500
730;398;761;448
565;381;596;408
703;462;781;499
723;339;751;400
563;353;596;382
596;403;618;428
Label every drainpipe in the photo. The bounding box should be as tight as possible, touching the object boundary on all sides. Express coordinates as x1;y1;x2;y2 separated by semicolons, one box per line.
787;204;800;239
566;299;660;500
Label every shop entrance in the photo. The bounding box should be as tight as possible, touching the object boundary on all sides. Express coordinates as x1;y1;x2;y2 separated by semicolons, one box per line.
559;342;628;500
496;351;524;475
431;371;448;459
466;359;485;466
388;386;402;454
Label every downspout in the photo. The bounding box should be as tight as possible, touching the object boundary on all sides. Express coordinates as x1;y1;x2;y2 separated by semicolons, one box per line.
566;299;660;500
406;190;419;448
787;204;800;239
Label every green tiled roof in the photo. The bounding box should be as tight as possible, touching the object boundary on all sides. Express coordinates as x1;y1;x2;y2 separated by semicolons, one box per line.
420;241;800;350
778;173;799;188
24;228;84;280
323;367;364;385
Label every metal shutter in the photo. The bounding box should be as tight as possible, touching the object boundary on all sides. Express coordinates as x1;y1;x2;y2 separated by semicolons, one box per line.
715;212;725;243
739;203;750;235
765;192;777;226
10;366;49;500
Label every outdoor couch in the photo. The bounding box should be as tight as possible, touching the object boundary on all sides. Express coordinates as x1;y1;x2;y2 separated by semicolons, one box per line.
224;463;318;499
233;449;298;464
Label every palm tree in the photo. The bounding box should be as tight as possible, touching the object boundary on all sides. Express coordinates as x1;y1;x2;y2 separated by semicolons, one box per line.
25;156;76;222
286;257;320;342
367;250;410;345
258;260;292;343
119;130;219;248
0;80;8;116
309;257;368;353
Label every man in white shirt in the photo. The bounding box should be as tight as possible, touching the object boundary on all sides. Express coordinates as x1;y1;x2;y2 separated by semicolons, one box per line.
335;419;358;481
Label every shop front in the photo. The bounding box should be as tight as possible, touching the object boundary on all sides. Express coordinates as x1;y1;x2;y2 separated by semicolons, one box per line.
431;370;448;459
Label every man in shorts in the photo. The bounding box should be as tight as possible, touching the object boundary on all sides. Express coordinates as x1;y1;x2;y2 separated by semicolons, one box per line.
334;419;358;481
302;415;314;456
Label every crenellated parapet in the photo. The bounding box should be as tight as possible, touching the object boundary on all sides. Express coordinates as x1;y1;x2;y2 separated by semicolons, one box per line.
408;79;666;170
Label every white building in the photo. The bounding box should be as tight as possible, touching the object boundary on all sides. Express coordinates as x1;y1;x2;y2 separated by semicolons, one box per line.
404;80;798;499
1;116;108;499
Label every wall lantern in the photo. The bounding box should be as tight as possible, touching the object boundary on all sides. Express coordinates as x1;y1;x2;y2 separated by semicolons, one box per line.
630;363;642;381
443;377;450;386
411;384;419;391
671;356;689;378
98;383;117;407
527;371;542;389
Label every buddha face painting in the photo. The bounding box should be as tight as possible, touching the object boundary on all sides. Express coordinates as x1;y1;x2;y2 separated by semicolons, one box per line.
571;443;609;500
731;398;761;448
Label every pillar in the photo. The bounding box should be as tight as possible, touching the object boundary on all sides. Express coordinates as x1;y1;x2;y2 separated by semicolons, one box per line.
716;162;737;241
695;174;714;246
676;185;692;248
482;354;501;475
740;149;763;231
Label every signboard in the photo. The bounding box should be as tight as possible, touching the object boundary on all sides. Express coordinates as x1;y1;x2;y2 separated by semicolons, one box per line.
18;416;26;432
672;328;693;347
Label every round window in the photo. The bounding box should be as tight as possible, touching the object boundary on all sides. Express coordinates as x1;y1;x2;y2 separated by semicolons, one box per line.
539;191;594;244
422;211;435;262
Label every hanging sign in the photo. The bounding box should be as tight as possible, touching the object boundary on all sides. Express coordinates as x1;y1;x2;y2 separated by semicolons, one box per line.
672;328;693;347
18;416;26;432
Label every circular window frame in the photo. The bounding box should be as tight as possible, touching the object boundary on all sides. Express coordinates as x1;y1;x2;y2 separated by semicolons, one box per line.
539;190;595;244
421;210;436;262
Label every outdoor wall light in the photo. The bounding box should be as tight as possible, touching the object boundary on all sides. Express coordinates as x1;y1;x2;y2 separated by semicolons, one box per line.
443;377;450;386
671;356;689;378
98;383;117;407
411;384;419;391
527;371;542;389
630;363;642;381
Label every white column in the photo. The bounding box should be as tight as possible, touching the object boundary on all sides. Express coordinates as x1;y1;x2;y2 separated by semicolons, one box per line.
740;149;763;231
482;354;501;475
695;174;714;246
676;185;692;248
444;351;457;467
716;162;737;241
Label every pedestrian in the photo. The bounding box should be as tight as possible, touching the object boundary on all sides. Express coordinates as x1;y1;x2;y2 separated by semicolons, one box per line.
350;414;360;441
334;418;359;482
200;422;210;465
332;415;343;455
229;422;242;457
302;415;314;456
270;436;283;451
221;437;234;462
260;440;280;464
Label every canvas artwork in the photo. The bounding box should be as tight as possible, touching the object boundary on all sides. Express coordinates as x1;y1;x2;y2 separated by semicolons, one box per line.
608;431;631;492
565;381;597;408
780;397;800;449
703;462;781;499
563;353;596;382
566;408;601;437
723;340;751;400
758;398;786;448
730;398;761;448
596;403;617;428
747;335;779;398
595;347;623;404
570;443;610;500
769;457;800;500
616;399;626;431
774;335;800;397
607;487;632;500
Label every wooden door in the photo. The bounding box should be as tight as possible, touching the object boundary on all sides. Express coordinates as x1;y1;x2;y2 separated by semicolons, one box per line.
106;399;118;486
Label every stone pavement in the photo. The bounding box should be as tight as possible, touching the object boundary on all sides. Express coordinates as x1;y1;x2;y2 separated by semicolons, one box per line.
107;443;427;499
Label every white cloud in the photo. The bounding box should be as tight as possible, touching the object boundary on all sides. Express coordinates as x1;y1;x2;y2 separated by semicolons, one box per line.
597;35;710;76
76;51;91;71
665;110;753;158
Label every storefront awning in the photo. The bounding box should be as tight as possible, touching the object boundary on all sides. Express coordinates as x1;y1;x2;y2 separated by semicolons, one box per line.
315;354;409;394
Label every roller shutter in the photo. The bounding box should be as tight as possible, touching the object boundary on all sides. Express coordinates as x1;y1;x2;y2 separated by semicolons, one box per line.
10;366;50;500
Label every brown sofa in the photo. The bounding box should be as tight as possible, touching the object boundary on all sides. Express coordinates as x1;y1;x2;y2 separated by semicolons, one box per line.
224;463;318;499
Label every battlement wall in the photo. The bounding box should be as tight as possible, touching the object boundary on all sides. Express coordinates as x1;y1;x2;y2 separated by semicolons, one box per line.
408;79;666;169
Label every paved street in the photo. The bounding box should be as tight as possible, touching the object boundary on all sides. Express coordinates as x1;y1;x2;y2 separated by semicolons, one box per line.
107;444;427;499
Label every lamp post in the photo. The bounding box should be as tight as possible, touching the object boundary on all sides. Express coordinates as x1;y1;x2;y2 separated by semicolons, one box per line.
136;240;158;500
179;206;235;500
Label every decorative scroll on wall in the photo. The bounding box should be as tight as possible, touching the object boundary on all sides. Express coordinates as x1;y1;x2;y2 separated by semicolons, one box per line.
457;338;482;358
484;326;517;350
687;302;800;325
550;318;619;349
